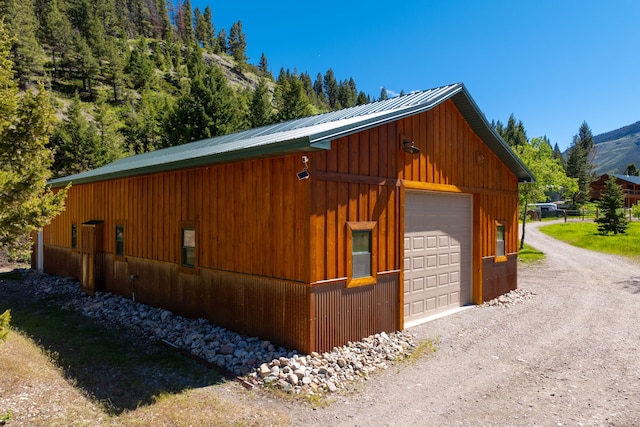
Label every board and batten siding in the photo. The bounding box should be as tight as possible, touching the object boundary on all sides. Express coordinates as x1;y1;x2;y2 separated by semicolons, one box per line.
309;99;519;286
45;155;312;283
311;100;518;320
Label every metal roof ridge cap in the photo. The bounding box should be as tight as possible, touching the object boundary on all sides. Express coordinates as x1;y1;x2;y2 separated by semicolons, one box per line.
307;85;464;144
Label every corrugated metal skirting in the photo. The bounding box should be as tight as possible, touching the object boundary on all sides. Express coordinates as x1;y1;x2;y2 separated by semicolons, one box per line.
312;272;399;353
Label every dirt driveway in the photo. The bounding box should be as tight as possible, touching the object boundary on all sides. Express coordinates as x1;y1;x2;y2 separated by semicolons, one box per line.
281;220;640;426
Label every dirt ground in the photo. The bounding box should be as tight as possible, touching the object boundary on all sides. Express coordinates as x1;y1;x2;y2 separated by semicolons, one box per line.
272;220;640;426
2;220;640;426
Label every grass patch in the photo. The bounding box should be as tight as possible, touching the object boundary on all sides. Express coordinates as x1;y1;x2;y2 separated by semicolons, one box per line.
404;338;438;364
0;278;292;425
0;293;224;415
518;244;545;263
540;221;640;260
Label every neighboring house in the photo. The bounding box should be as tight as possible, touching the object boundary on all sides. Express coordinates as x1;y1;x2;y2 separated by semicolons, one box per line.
34;83;533;353
590;174;640;208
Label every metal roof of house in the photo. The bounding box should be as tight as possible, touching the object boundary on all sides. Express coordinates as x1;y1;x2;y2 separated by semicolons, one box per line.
611;174;640;185
49;82;534;187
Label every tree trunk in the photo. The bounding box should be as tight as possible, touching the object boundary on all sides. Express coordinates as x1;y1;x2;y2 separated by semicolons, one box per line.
520;201;528;250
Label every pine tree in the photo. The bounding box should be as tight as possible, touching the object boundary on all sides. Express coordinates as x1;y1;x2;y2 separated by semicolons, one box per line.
103;36;127;102
258;52;269;76
1;0;45;87
499;114;528;148
552;142;566;170
216;28;227;54
155;0;173;42
93;99;126;165
566;121;596;207
336;78;357;108
193;7;204;46
125;37;157;90
50;95;101;176
249;77;273;127
68;33;99;97
40;0;72;78
323;68;338;108
623;164;640;176
194;5;214;51
275;72;312;122
181;0;194;44
228;20;247;69
313;73;327;106
0;22;66;256
379;86;388;101
164;63;241;146
122;89;172;153
356;91;369;105
594;175;628;235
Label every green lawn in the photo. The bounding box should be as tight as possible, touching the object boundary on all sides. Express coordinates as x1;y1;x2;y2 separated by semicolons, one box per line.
517;244;545;263
539;221;640;261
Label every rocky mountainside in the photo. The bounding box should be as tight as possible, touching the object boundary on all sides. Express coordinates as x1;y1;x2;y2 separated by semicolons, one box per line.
592;121;640;175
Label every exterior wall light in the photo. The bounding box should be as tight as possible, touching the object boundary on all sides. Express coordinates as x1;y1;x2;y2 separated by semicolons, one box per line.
402;139;421;154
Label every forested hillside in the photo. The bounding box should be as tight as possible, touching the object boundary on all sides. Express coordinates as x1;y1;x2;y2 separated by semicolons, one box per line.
0;0;375;178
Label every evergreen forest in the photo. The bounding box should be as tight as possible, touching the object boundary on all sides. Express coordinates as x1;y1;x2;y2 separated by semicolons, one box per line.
0;0;375;178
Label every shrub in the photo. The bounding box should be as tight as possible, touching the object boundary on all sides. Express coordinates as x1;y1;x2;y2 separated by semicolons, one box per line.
0;309;10;344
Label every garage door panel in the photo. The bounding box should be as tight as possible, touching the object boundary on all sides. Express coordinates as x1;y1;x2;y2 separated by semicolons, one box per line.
426;275;437;288
438;253;449;266
427;255;437;268
412;255;424;270
404;192;472;323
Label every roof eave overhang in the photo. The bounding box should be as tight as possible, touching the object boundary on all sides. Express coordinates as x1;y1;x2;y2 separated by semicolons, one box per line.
48;136;317;188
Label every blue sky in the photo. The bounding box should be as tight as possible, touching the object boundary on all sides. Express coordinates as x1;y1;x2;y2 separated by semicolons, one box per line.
192;0;640;151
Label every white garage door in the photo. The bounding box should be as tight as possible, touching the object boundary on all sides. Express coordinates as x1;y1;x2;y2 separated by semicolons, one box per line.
404;191;472;326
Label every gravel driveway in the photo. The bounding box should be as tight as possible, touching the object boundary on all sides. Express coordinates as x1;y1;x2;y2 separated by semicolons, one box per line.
285;220;640;426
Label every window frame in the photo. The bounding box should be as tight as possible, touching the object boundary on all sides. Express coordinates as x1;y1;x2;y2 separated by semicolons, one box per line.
115;222;125;260
179;221;198;271
495;221;507;262
346;221;377;288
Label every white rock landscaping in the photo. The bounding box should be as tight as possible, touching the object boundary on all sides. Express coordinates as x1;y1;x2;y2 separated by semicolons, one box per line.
19;270;417;395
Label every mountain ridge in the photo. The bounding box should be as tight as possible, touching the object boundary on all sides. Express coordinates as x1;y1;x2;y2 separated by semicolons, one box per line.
592;121;640;175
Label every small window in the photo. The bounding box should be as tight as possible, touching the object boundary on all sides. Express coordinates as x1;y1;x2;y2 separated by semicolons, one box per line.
352;230;372;279
182;227;196;267
496;224;505;257
71;223;77;249
115;224;124;257
347;222;377;287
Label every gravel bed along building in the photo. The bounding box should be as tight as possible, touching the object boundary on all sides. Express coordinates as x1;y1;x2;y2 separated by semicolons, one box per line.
17;270;418;395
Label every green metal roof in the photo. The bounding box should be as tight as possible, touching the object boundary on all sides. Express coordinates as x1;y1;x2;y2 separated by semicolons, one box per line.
49;82;534;187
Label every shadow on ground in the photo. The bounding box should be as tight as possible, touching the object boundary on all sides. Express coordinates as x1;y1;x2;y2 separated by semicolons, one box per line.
620;276;640;294
0;275;225;415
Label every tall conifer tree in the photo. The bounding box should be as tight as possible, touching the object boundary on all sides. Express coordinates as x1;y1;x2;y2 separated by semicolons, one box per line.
0;22;66;256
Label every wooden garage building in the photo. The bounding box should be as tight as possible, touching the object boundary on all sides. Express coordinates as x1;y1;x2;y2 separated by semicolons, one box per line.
36;83;533;353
